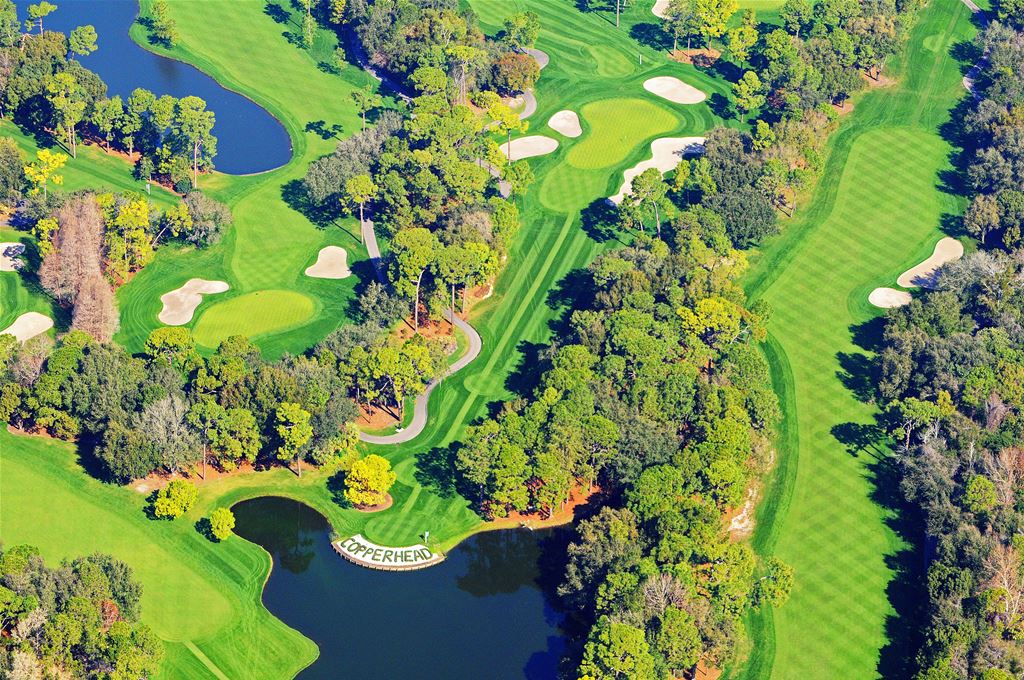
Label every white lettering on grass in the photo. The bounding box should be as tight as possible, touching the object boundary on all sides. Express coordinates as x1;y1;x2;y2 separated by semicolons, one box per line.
335;534;440;569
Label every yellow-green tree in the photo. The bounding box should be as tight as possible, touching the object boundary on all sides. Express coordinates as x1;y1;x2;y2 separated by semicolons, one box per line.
208;508;235;541
344;454;396;507
275;401;313;477
23;149;67;199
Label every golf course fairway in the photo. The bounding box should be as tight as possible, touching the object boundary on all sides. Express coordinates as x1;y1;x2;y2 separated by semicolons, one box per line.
734;0;974;677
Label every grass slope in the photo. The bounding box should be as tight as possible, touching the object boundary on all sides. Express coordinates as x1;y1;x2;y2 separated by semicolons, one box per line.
733;1;974;678
115;0;378;358
4;1;733;677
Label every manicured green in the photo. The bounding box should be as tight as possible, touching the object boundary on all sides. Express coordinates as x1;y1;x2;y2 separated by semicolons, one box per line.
733;1;974;678
566;98;680;170
191;290;315;349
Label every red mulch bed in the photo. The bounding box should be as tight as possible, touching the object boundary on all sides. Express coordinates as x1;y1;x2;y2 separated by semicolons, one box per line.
353;494;394;513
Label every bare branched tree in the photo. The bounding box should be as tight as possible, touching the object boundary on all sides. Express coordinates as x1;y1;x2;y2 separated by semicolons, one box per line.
39;195;104;304
71;273;119;342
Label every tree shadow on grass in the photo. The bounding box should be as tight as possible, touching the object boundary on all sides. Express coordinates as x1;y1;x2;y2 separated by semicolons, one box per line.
837;309;923;678
708;93;734;120
546;268;594;315
194;517;221;542
505;340;550;399
867;453;927;680
326;469;352;508
281;178;341;227
831;421;888;459
580;198;624;244
837;351;880;404
850;316;886;354
264;2;290;24
708;58;745;84
630;23;672;51
413;442;460;499
305;120;344;140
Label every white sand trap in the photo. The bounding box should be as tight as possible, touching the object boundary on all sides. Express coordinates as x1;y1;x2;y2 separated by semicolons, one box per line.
652;0;671;18
0;242;25;272
526;48;549;70
158;278;229;325
644;76;707;104
610;137;706;205
500;135;559;160
548;110;583;138
305;246;351;279
869;288;912;308
0;312;53;342
896;237;964;288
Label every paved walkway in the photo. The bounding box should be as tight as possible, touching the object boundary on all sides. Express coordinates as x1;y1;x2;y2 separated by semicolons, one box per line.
960;0;987;97
359;309;483;445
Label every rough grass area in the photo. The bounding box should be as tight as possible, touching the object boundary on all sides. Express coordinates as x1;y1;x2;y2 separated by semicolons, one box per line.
731;1;974;678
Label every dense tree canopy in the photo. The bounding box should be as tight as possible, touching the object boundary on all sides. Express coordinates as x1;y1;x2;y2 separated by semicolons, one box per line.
0;544;162;679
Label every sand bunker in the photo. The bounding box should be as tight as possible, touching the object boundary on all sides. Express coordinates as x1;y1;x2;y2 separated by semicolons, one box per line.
0;242;25;272
652;0;671;18
548;110;583;138
609;137;706;205
526;48;549;70
643;76;707;104
0;312;53;342
159;278;229;326
896;237;964;288
500;135;559;160
869;288;913;308
305;246;351;279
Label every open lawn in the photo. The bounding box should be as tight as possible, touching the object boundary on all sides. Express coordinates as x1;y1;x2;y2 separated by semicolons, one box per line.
3;0;733;677
733;0;974;678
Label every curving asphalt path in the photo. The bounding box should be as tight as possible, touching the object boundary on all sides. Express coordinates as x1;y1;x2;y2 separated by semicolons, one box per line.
349;42;548;445
359;310;483;445
361;218;386;283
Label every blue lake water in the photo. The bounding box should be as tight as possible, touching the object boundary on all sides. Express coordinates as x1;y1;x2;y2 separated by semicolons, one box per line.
15;0;292;174
232;496;567;680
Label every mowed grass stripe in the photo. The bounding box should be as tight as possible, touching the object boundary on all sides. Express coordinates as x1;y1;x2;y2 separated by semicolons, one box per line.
735;0;974;672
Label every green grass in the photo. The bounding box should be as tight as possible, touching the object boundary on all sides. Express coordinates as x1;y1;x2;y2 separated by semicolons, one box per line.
113;0;377;358
731;1;974;678
4;0;736;677
2;121;179;208
566;97;680;169
192;290;315;349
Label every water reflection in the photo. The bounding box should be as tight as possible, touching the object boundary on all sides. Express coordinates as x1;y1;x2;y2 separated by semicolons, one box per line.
13;0;292;174
233;497;567;680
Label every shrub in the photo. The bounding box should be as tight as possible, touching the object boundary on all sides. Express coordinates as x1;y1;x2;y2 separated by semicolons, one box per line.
208;508;235;541
343;454;396;507
152;479;198;519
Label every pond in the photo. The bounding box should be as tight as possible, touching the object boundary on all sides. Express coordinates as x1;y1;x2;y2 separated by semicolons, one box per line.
232;496;567;680
14;0;292;175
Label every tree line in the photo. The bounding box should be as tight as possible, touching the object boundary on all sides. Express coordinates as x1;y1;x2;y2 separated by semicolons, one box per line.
452;212;791;676
0;0;217;193
0;274;455;484
0;544;162;679
340;0;542;98
877;10;1024;679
